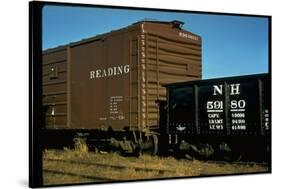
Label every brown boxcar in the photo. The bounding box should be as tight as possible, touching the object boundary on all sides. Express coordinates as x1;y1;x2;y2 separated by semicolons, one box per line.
42;20;202;142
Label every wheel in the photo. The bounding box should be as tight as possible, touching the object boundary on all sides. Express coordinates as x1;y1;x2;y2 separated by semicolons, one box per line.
150;134;159;156
142;134;159;156
223;152;242;162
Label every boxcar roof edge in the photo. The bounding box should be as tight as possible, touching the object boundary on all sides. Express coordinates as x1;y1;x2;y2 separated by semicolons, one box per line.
43;20;199;54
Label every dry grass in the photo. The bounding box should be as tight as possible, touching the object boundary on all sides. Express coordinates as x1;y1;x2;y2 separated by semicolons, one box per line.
43;149;269;186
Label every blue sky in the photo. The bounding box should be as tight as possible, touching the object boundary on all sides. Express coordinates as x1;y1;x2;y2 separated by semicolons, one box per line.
42;5;269;79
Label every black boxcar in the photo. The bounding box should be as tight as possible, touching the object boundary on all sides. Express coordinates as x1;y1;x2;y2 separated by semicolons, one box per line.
162;73;270;160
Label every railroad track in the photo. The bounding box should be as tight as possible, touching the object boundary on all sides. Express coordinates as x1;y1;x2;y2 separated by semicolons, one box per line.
43;156;269;183
206;160;269;167
44;158;176;181
43;169;115;182
45;157;269;170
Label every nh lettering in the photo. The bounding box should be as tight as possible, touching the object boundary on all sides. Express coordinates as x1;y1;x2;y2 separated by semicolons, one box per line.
213;84;241;95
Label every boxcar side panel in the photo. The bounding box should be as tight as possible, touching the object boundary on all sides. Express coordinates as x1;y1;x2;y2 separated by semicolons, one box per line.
70;28;141;130
42;48;68;129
